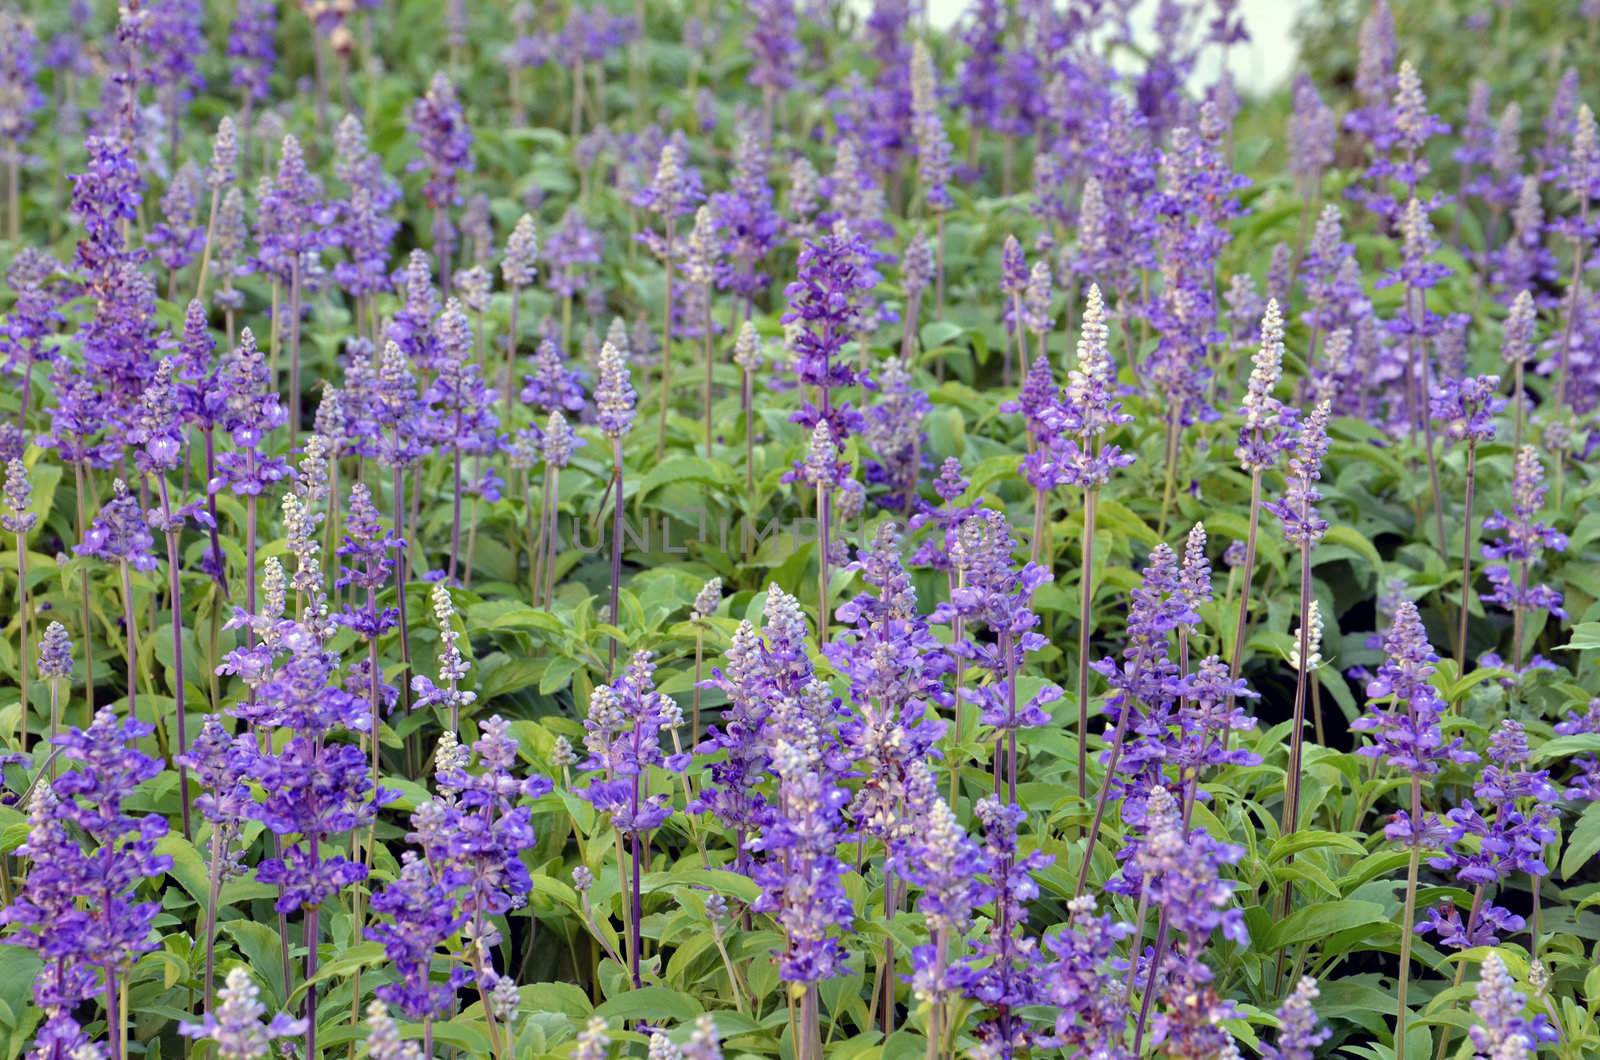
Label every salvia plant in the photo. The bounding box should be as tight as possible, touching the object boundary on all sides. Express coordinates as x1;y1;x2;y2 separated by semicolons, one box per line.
4;2;1600;1059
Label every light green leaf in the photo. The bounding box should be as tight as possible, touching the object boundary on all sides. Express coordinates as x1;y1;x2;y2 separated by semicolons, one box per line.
1562;802;1600;880
593;986;704;1024
1261;900;1387;950
1529;733;1600;765
1319;525;1384;581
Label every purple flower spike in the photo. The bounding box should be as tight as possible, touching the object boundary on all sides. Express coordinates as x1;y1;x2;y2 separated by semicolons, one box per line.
77;478;156;572
1354;600;1479;846
1469;954;1552;1059
410;71;474;215
1;708;173;1036
180;967;307;1055
1261;977;1329;1060
1482;446;1567;622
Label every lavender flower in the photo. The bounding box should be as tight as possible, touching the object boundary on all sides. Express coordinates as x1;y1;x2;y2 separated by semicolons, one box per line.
148;162;204;273
226;0;277;103
1469;954;1549;1060
1260;977;1329;1060
1133;787;1248;1057
502;213;539;289
1288;74;1335;193
681;1015;722;1060
246;625;377;915
910;40;953;213
410;583;476;723
691;578;721;621
933;507;1059;802
1356;600;1478;846
711;123;782;302
1039;283;1135;490
749;737;854;984
1422;720;1556;949
410;71;474;226
1265;401;1331;547
748;0;799;100
1430;375;1504;443
964;795;1053;1054
546;208;604;298
251;134;326;286
336;482;401;637
1236;300;1293;471
0;9;44;154
213;328;290;495
2;710;173;1044
77;477;156;571
1;458;34;536
38;621;72;680
1043;896;1132;1058
542;409;582;468
576;652;688;834
180;967;307;1056
1503;290;1537;367
1481;446;1567;632
368;850;468;1019
595;340;636;438
364;1000;424;1060
521;338;586;415
784;227;875;442
574;1017;611;1060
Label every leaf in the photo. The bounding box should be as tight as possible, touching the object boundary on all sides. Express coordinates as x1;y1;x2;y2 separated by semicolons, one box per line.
652;867;762;903
1319;525;1384;582
1556;622;1600;651
636;457;731;502
1529;733;1600;765
482;657;544;700
430;1018;495;1056
919;321;964;348
1561;802;1600;880
540;656;583;694
1261;900;1387;950
518;986;595;1024
593;986;704;1024
1266;830;1369;864
483;606;570;636
156;832;214;915
1094;498;1159;547
286;942;389;1006
220;921;287;1008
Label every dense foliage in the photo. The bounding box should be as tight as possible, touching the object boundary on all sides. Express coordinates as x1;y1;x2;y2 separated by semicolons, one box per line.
0;0;1598;1058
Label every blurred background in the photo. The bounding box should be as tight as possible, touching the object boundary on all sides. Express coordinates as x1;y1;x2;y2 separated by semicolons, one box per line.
915;0;1309;94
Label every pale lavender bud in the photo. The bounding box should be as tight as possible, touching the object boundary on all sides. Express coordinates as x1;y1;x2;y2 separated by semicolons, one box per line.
208;116;237;188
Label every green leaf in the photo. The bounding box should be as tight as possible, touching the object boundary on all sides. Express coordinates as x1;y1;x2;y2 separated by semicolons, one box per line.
1094;498;1159;547
650;867;762;903
1556;622;1600;651
1319;525;1384;581
220;921;287;1008
1529;733;1600;765
540;655;583;694
481;655;546;700
429;1018;494;1056
1266;830;1369;864
593;986;703;1024
156;832;213;915
519;981;594;1019
1261;900;1387;950
636;457;731;502
286;942;388;1006
483;606;570;636
919;321;964;348
1562;802;1600;880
